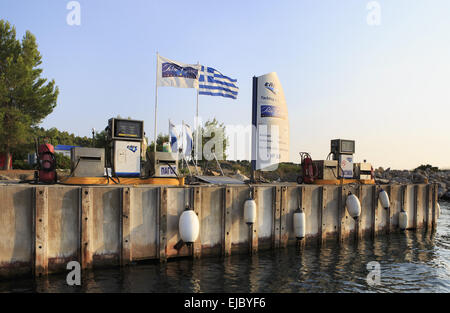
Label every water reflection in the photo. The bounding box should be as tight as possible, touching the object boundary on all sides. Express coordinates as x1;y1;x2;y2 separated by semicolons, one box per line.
1;202;449;293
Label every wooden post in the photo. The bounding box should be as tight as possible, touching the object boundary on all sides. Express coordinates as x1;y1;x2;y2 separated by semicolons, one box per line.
319;186;326;245
391;185;401;233
338;186;346;243
386;185;391;234
81;187;93;270
432;184;437;229
280;186;288;248
413;185;418;229
425;184;431;230
193;187;202;258
121;187;131;266
222;187;233;257
273;187;281;249
355;185;363;240
34;186;48;277
158;187;168;262
400;185;406;230
299;186;306;249
417;184;424;228
251;186;259;254
371;185;378;238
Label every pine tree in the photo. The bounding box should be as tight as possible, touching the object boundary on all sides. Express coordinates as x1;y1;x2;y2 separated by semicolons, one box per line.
0;20;59;169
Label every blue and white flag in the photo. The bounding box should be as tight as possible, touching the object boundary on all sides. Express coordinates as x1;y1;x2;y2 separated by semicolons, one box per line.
182;121;193;156
198;66;238;99
169;120;179;153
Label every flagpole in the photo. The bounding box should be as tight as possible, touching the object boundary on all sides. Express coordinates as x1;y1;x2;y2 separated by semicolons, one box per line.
154;52;159;153
181;120;185;170
195;61;200;167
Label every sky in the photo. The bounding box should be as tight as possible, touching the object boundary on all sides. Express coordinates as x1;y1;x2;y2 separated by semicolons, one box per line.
1;0;449;170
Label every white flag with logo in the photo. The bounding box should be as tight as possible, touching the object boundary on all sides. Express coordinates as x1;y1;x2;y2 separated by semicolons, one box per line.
156;55;200;89
169;119;179;153
182;121;193;156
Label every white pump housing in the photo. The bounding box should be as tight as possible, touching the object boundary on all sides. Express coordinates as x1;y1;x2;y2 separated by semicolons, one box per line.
179;210;200;243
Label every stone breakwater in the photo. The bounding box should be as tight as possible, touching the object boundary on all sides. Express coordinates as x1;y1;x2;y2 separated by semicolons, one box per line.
374;168;450;200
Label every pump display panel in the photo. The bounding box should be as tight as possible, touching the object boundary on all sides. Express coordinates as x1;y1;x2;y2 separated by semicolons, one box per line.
108;118;144;141
331;139;355;155
341;140;354;154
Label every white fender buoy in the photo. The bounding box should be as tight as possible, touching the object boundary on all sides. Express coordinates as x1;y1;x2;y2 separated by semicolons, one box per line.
379;189;390;210
399;210;408;230
293;209;306;239
346;193;361;220
244;199;257;225
179;210;200;243
437;202;441;219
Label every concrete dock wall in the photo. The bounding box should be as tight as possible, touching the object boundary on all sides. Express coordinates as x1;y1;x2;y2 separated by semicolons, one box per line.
0;183;439;279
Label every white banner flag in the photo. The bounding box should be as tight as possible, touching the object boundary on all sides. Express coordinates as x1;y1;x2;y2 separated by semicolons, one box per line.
253;72;290;171
157;55;200;89
182;121;193;156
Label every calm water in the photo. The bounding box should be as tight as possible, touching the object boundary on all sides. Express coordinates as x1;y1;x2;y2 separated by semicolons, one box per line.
1;202;449;293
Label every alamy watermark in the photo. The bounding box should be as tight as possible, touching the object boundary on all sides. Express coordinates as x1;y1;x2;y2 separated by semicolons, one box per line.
366;261;381;286
366;1;381;26
66;261;81;286
66;1;81;26
172;118;284;170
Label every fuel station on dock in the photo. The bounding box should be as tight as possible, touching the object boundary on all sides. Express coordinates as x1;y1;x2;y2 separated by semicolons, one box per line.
0;70;441;280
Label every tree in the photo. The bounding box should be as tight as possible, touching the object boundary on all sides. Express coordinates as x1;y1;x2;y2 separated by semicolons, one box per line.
195;118;228;161
149;133;169;153
0;20;59;169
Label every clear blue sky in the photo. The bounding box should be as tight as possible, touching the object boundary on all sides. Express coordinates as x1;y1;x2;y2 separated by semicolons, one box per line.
1;0;449;169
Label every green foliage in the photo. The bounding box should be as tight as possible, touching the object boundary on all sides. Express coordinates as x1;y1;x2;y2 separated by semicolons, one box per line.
11;127;107;165
54;153;71;169
230;161;251;176
0;20;59;169
149;133;169;152
195;117;228;161
415;164;439;172
12;159;32;170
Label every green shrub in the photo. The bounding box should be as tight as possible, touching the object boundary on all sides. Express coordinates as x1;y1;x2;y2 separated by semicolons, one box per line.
12;159;33;170
55;153;71;169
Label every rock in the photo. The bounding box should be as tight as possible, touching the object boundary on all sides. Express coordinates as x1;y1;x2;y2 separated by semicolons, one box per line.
442;191;450;201
375;178;390;184
391;176;410;184
231;170;249;182
412;173;427;183
438;186;446;199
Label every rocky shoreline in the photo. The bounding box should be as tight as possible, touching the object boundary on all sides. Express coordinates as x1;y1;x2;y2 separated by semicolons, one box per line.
1;165;449;201
374;168;450;200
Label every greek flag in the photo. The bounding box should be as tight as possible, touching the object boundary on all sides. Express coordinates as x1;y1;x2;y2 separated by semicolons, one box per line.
198;66;238;99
